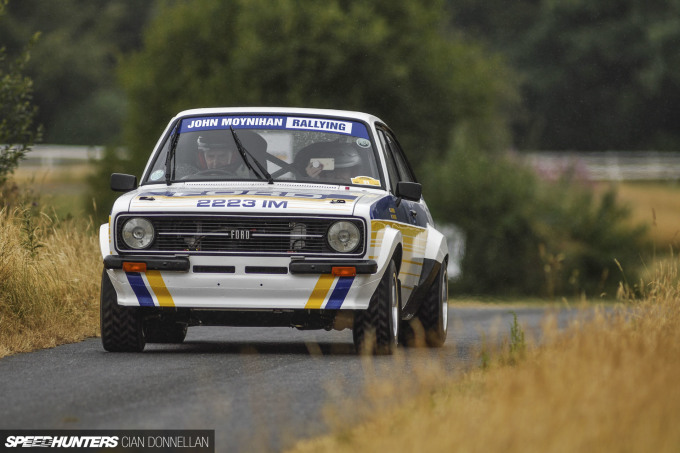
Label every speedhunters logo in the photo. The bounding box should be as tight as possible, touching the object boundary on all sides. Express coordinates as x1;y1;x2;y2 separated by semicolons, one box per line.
1;430;214;452
4;436;118;448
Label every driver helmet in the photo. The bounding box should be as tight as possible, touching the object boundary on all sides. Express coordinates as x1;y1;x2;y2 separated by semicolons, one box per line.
197;135;233;153
297;141;364;171
332;143;363;169
196;130;267;169
196;133;236;169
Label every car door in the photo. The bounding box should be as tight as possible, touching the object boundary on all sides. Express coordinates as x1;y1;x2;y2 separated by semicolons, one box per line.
376;126;431;305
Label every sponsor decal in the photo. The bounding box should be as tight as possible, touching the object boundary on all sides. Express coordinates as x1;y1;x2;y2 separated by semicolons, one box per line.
150;169;164;181
356;138;371;148
285;117;352;135
351;176;381;186
176;115;370;139
181;116;285;133
137;190;359;201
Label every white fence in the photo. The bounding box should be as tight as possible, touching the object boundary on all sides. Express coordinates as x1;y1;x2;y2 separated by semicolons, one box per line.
524;151;680;181
19;145;105;167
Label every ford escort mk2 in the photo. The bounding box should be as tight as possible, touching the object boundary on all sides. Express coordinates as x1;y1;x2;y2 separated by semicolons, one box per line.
99;107;448;354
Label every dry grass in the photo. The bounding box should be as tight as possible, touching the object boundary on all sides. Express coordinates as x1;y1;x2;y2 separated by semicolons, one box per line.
290;260;680;453
596;181;680;250
0;204;101;358
13;163;94;186
12;163;95;218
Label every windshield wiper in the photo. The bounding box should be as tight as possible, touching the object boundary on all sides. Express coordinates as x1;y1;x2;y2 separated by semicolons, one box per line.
230;126;274;184
165;120;181;185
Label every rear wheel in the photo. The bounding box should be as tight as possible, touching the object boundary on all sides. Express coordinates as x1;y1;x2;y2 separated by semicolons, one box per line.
401;261;448;347
353;260;400;354
419;261;448;347
100;270;146;352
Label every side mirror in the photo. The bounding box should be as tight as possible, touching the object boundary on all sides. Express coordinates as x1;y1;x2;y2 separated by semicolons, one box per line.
110;173;138;192
396;181;422;202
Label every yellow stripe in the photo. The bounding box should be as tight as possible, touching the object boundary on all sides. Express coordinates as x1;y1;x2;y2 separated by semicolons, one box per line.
371;220;426;233
403;259;423;266
305;274;335;309
400;272;420;277
146;270;175;307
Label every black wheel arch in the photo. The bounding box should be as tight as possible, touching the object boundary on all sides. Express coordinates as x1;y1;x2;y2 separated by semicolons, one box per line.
400;254;448;319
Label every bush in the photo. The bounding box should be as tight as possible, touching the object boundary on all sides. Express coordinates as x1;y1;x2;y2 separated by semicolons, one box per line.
426;147;647;298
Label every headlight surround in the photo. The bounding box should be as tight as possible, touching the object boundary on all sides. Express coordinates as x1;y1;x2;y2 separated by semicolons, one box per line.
121;217;155;250
327;220;361;253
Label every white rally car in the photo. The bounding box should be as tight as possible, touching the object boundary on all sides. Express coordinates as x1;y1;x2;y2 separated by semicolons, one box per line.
100;107;448;354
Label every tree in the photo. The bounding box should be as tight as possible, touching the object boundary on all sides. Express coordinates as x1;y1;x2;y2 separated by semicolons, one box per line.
0;0;155;145
0;0;41;188
117;0;516;176
450;0;680;151
516;0;680;150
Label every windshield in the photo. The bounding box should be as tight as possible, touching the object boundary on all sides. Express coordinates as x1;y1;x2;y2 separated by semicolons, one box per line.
144;114;383;188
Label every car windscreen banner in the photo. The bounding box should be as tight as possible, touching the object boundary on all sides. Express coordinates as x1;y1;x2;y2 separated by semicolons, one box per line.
179;115;371;139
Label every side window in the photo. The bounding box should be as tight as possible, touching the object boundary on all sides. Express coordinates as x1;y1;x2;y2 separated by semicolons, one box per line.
384;130;417;183
377;129;400;193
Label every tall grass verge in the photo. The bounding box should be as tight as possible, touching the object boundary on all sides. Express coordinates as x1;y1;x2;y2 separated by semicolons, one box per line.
0;205;100;357
291;260;680;452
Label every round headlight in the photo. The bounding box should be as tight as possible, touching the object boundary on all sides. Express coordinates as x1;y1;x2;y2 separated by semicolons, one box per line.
327;221;360;253
121;218;155;249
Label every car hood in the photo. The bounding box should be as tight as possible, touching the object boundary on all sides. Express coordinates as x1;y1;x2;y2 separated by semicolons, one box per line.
117;184;383;217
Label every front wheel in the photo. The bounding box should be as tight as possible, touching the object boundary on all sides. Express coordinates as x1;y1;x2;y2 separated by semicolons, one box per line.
353;260;401;355
100;270;146;352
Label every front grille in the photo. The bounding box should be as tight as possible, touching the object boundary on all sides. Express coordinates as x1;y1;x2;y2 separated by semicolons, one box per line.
115;214;365;256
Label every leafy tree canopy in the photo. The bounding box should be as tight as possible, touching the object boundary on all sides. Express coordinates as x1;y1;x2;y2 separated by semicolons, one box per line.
0;0;41;188
450;0;680;151
0;0;155;145
119;0;516;174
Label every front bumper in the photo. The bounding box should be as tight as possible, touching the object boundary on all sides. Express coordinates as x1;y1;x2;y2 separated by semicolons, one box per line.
103;255;377;275
104;255;382;310
104;255;190;271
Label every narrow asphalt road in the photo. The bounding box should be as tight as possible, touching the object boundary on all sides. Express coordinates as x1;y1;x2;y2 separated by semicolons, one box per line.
0;304;593;452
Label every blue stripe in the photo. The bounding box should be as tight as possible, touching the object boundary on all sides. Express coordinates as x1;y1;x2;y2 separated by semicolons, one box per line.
325;277;355;309
125;272;155;307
